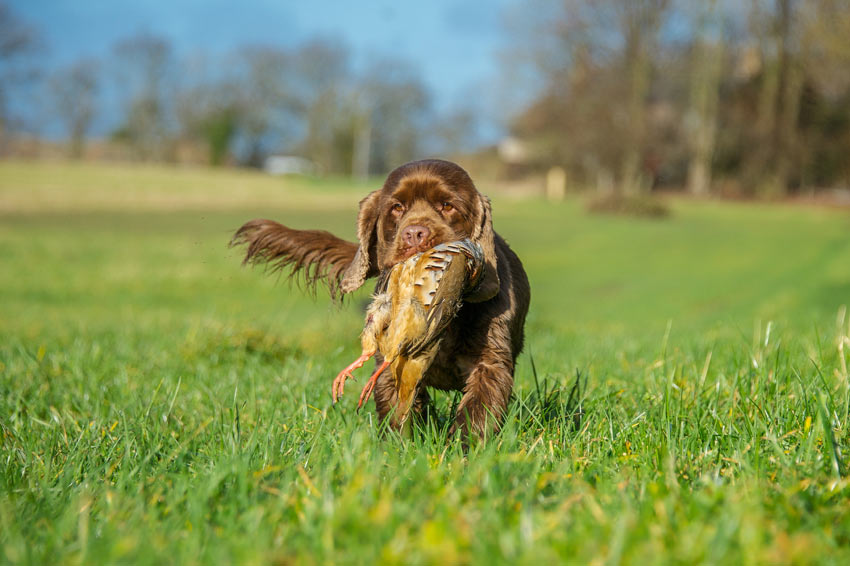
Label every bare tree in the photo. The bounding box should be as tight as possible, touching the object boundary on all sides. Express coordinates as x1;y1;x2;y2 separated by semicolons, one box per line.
613;0;671;194
432;106;478;158
111;33;176;160
172;54;242;165
0;2;40;146
175;81;240;166
49;59;98;158
230;46;293;166
362;60;431;175
771;0;804;193
294;41;356;173
743;0;805;194
796;0;850;188
505;0;671;193
801;0;850;96
685;1;725;195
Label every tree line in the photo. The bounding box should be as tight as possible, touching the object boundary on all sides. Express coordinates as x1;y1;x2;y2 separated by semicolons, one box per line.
0;4;476;176
507;0;850;195
3;1;850;195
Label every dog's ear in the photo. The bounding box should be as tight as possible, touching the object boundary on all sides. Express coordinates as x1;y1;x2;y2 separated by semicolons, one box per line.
466;193;500;302
341;190;382;294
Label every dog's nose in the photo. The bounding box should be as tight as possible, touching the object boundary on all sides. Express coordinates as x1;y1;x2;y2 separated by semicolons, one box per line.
402;225;431;248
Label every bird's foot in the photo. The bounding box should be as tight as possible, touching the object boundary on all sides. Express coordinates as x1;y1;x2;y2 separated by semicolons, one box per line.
332;352;373;403
358;359;391;409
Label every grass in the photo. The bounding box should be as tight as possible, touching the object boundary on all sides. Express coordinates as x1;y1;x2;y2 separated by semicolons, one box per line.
2;160;850;564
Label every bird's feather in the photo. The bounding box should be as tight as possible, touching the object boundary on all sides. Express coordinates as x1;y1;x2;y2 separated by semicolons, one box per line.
336;239;485;427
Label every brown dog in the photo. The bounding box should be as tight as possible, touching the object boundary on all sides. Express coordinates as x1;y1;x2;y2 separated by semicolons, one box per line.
232;159;530;439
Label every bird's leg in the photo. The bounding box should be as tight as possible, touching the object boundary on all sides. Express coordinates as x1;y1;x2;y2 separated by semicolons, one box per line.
332;350;374;403
358;359;391;409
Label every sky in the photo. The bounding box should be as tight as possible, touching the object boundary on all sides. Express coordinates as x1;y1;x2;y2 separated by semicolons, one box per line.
10;0;522;142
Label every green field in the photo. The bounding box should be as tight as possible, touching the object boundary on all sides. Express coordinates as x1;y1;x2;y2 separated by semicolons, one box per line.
2;160;850;564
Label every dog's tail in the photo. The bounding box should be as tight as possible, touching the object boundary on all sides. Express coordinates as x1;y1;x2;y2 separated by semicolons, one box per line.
230;219;358;299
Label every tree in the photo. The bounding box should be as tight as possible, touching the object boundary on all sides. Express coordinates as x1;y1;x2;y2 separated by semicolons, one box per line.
296;58;433;177
797;0;850;188
741;0;805;194
232;39;351;168
685;1;725;195
175;81;241;166
48;59;98;158
607;0;672;193
291;40;357;173
173;54;242;166
361;60;432;175
505;0;673;193
230;45;293;166
0;2;40;146
110;33;176;160
431;106;479;158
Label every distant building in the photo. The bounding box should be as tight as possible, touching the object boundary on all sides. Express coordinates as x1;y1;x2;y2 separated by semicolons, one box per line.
497;136;531;164
263;155;316;176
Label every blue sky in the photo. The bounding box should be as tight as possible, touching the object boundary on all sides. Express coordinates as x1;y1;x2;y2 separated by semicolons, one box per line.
11;0;522;141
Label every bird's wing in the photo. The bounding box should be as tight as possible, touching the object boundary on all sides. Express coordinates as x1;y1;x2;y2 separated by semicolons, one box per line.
455;239;486;297
373;267;394;294
401;246;470;357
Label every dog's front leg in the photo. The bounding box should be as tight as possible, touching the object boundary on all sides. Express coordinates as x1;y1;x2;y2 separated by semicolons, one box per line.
370;362;399;425
449;359;513;442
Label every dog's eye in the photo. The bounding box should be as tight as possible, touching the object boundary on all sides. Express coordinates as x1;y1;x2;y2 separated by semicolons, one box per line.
441;202;454;212
391;203;404;214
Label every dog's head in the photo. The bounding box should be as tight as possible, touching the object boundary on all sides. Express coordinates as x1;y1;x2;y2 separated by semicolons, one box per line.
341;159;500;302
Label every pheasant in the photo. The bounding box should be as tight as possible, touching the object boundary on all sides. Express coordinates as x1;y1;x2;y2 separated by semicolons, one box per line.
332;239;485;426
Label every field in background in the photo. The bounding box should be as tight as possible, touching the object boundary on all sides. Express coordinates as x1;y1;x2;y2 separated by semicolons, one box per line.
2;161;850;564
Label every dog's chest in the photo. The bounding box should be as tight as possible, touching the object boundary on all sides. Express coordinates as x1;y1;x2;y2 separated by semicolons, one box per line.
419;304;491;390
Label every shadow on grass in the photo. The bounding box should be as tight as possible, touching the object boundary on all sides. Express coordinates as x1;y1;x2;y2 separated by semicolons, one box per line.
181;325;305;366
514;353;587;433
387;353;589;448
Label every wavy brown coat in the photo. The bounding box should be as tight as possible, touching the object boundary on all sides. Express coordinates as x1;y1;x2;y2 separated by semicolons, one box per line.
232;159;530;439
